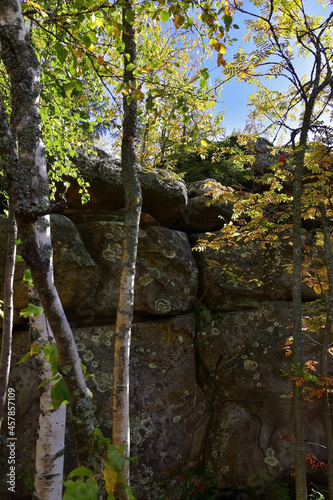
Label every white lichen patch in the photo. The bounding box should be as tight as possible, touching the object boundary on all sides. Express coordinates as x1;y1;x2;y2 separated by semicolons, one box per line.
94;372;112;393
173;415;182;424
76;343;86;352
253;372;260;380
102;331;114;346
102;243;122;262
252;341;260;348
149;363;157;369
83;350;94;362
163;248;176;258
211;327;220;336
244;359;258;371
178;336;184;344
139;273;154;286
264;447;278;466
92;335;101;345
155;299;171;313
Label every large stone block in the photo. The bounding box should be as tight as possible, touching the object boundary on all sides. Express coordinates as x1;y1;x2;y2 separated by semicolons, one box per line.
0;215;99;320
75;219;198;320
69;316;209;499
192;230;322;311
196;303;326;489
59;148;188;227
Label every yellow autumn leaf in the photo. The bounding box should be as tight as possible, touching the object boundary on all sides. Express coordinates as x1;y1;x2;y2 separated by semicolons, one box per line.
103;466;118;494
27;0;47;16
133;88;145;101
174;14;185;29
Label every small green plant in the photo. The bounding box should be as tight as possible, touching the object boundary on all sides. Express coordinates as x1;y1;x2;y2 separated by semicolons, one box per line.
308;484;327;499
63;429;136;500
18;470;34;494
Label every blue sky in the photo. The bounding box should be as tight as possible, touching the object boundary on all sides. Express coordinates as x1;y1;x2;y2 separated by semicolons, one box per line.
206;0;331;136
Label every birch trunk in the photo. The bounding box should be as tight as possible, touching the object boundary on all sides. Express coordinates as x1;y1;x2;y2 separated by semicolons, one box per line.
0;206;16;429
30;284;65;500
0;0;96;468
112;0;142;490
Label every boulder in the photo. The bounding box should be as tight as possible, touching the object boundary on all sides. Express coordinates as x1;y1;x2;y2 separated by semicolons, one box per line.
59;149;188;227
175;179;233;232
191;230;322;311
196;303;326;489
75;219;198;320
65;316;209;499
1;215;99;316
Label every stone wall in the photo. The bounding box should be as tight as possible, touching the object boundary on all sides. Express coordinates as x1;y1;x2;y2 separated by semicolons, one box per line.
0;147;330;498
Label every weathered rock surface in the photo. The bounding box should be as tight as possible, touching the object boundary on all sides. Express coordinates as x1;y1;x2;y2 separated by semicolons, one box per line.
75;219;198;319
192;230;321;311
0;142;331;497
70;316;209;499
0;215;99;317
60;148;188;226
175;179;233;232
196;303;325;489
1;317;209;500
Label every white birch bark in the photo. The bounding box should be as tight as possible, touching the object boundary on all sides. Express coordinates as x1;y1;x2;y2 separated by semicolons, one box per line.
0;0;96;473
29;218;66;500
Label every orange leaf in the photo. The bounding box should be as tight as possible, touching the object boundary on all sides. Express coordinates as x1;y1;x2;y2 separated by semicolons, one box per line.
217;53;226;67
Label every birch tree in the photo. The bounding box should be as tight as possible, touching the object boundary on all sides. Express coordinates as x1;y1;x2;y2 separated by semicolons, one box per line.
0;0;96;469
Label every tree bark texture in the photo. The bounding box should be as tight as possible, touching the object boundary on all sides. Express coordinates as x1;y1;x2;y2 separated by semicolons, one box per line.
31;285;66;500
0;0;95;467
0;205;17;429
112;0;143;490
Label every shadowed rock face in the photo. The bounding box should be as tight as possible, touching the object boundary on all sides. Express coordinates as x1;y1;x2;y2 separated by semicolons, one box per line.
0;144;331;498
59;148;188;227
75;220;198;319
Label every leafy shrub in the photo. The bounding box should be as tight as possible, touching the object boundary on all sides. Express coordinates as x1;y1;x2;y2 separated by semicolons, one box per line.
173;136;254;186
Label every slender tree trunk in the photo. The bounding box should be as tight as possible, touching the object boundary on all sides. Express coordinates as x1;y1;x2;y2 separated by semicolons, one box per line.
112;0;142;491
31;284;66;500
0;0;96;468
0;205;17;429
292;141;308;500
318;201;333;499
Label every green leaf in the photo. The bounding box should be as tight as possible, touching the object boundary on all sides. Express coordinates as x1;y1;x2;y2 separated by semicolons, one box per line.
16;343;43;364
160;11;170;23
19;303;43;318
22;268;34;286
62;479;98;500
68;466;93;478
223;14;233;30
83;35;92;49
123;484;136;500
43;342;59;376
54;42;68;64
50;377;70;409
15;255;24;263
199;78;206;89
